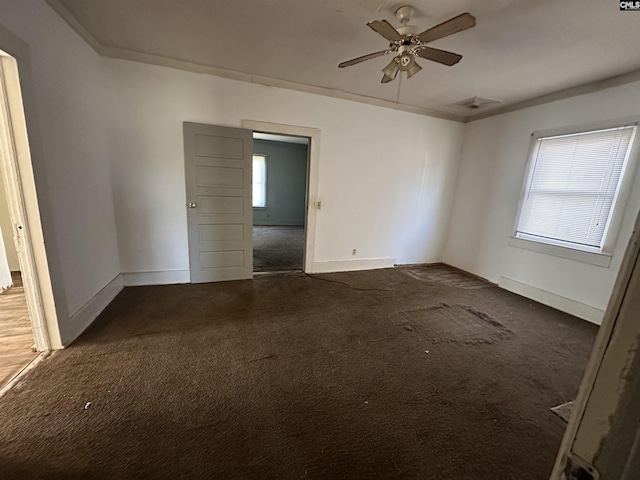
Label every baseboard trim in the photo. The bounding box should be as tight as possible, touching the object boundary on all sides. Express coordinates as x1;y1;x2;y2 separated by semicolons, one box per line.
498;276;604;325
67;273;124;345
123;270;190;286
311;258;395;274
394;262;444;268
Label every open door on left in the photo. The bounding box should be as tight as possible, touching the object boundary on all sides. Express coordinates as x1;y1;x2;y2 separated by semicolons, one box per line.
184;122;253;283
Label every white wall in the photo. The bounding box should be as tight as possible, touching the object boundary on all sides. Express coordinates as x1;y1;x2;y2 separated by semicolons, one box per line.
105;58;465;279
444;80;640;323
0;1;122;345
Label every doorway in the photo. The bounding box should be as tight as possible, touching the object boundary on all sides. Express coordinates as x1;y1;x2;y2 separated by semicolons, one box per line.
0;170;36;387
252;133;309;273
0;49;53;388
243;120;321;275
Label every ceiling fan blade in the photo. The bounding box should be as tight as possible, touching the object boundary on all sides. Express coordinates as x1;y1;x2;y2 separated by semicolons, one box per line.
381;58;399;83
367;19;402;42
416;46;463;66
339;50;390;68
416;12;476;44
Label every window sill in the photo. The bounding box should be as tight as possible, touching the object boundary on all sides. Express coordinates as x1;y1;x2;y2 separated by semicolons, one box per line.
508;236;612;268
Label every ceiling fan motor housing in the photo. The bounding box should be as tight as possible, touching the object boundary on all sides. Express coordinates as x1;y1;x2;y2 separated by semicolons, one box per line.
396;25;419;36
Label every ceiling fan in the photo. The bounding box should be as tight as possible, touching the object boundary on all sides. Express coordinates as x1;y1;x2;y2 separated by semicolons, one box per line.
339;6;475;83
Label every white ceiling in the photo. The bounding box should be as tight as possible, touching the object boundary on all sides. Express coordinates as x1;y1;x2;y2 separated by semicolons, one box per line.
50;0;640;121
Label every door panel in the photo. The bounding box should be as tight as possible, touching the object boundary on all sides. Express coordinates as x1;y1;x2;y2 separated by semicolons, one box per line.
199;250;245;268
198;224;244;242
195;134;244;159
184;122;253;283
195;166;243;188
197;195;244;216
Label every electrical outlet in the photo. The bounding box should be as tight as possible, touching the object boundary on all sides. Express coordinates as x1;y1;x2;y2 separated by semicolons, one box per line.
352;249;356;256
316;200;322;209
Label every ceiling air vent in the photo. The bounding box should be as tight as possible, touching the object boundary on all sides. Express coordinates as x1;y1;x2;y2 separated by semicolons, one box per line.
454;96;501;110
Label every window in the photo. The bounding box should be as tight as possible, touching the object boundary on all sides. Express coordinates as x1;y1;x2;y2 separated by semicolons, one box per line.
516;124;637;252
252;154;266;208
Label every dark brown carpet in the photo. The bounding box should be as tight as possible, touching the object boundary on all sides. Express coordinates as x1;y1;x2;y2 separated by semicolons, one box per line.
253;225;304;272
0;266;597;479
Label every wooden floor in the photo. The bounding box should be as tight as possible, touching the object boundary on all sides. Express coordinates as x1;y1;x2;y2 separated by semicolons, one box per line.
0;272;37;388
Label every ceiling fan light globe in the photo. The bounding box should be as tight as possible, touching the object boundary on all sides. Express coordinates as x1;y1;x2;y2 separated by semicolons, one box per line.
398;53;415;71
381;59;400;83
406;60;422;79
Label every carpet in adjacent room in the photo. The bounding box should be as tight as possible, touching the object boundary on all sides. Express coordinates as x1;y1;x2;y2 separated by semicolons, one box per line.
253;225;304;272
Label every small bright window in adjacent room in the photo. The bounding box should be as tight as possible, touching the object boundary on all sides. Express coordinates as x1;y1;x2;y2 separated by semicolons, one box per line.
252;154;267;208
516;124;637;251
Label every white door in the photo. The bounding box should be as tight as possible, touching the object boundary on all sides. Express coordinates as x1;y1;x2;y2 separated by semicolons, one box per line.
183;122;253;283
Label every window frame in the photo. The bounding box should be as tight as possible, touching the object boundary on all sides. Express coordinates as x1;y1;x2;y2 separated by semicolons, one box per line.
511;117;640;265
252;153;267;209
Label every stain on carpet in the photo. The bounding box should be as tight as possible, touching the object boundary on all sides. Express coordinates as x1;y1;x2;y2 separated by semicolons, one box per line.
400;264;490;289
398;303;513;345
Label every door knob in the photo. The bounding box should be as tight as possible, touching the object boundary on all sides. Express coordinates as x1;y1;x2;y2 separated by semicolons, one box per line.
187;202;197;208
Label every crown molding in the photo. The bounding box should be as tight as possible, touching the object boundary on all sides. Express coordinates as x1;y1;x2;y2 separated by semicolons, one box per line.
467;68;640;123
46;0;104;54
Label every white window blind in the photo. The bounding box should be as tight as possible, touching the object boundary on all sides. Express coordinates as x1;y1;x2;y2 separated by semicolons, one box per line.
252;155;267;208
517;125;636;249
